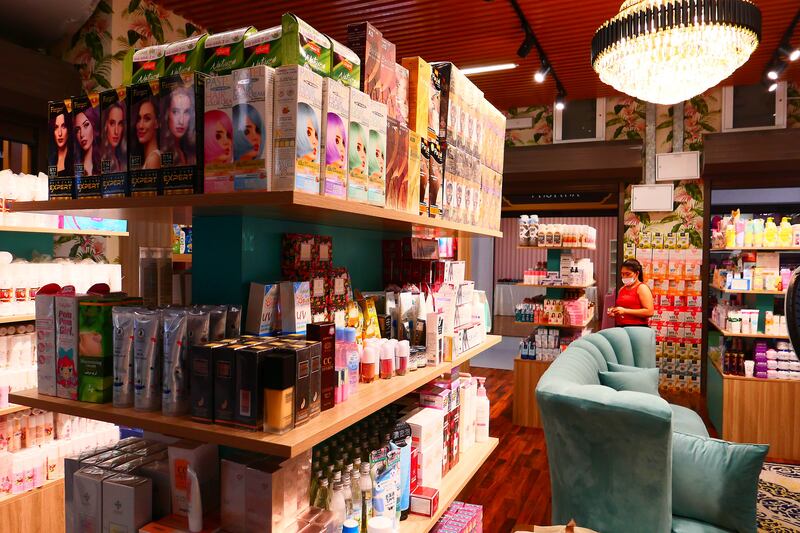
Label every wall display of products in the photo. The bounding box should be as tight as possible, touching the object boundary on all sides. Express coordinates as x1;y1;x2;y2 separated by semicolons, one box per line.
711;210;800;250
518;216;597;249
514;294;593;327
0;322;36;403
720;339;798;380
430;501;483;532
519;328;582;361
711;250;795;294
711;303;789;337
522;257;594;287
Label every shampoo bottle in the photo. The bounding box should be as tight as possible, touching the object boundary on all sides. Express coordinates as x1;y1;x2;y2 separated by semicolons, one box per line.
764;217;777;247
779;217;792;247
475;377;490;443
753;218;765;247
744;220;754;248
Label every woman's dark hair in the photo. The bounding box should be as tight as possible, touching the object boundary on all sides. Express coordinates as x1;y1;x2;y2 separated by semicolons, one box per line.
621;258;645;282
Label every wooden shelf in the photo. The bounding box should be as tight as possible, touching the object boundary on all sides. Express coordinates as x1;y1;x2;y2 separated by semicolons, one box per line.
0;225;128;237
12;191;502;238
515;282;595;289
513;319;593;329
0;404;30;416
401;438;498;532
708;320;790;340
709;283;784;296
172;254;192;263
517;245;596;250
711;247;800;252
0;314;34;324
0;477;62;507
10;335;501;458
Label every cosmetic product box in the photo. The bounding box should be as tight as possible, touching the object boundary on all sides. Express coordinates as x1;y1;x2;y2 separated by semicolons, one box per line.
213;341;250;426
307;322;336;412
379;38;397;109
99;87;129;197
385;120;409;212
73;466;114;531
320;77;350;199
410;486;440;517
47;98;76;199
189;341;230;423
367;99;388;207
401;57;432;138
167;440;219;517
244;459;287;532
393;63;410;126
309;269;330;323
128;80;162;197
279;281;312;335
281;233;317;276
102;474;153;533
221;457;249;533
328;36;361;90
203;27;257;75
428;138;444;218
35;284;60;395
346;87;371;203
245;282;280;336
406;130;422;215
232;65;276;192
233;344;274;431
56;289;96;400
128;44;168;85
165;34;208;75
203;74;235;194
347;22;382;100
418;137;431;216
139;513;222;533
72;92;103;198
281;13;331;77
243;26;283;68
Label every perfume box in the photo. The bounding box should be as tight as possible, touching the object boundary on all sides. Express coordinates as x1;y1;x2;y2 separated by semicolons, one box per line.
159;72;206;195
99;88;129;197
203;75;234;193
232;65;275;192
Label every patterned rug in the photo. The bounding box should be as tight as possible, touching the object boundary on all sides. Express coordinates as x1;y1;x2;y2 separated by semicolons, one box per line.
759;462;800;532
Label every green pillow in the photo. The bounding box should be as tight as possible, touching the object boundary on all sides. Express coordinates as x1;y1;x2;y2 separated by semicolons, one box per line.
607;361;647;373
672;432;768;533
598;367;659;395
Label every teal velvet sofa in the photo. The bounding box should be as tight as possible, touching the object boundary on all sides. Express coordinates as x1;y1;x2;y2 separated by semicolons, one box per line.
536;327;766;533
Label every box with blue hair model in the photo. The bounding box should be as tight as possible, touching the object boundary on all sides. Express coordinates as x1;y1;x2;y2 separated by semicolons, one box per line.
232;65;275;192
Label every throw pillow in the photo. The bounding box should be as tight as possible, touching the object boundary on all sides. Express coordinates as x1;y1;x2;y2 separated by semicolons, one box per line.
672;432;768;533
607;361;648;373
598;367;659;395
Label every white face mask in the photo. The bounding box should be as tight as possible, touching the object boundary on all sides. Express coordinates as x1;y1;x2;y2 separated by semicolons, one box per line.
622;277;636;286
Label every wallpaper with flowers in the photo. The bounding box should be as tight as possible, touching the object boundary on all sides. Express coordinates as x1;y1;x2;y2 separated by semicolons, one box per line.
605;96;646;141
623;180;704;249
504;105;553;146
54;235;110;262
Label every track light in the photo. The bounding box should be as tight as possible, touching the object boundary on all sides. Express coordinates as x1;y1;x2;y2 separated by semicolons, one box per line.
517;32;535;58
534;64;551;83
768;82;779;92
767;60;786;80
555;92;566;111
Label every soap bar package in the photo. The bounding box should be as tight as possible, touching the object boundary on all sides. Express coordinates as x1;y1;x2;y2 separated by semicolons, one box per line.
347;22;382;101
367;100;388;207
234;345;273;431
203;75;234;193
203;27;257;75
99;88;129;197
347;88;371;203
72;93;102;198
168;440;219;517
281;13;331;77
129;45;168;85
165;34;209;75
428;139;444;218
35;285;59;395
272;65;323;194
385;120;409;211
128;80;161;197
329;36;361;90
402;57;431;138
244;26;283;68
74;466;113;533
320;78;349;199
102;474;153;533
245;282;280;336
47;98;75;199
159;72;205;195
232;65;275;191
279;281;311;335
78;298;117;403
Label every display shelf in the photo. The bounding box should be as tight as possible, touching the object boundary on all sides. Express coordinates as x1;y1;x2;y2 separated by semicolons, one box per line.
401;437;498;533
172;254;192;263
0;225;128;237
711;247;800;252
708;320;790;340
517;245;596;251
0;477;62;507
0;477;64;532
10;335;501;458
0;404;30;416
709;283;785;296
0;314;35;324
513;319;593;329
12;191;502;238
515;281;595;289
512;358;553;428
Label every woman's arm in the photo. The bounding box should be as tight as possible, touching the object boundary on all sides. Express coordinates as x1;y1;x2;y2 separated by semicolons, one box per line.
616;284;655;318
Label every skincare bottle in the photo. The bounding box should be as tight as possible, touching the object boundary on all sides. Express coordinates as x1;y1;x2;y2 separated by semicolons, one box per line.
396;341;410;376
359;462;373;526
753;218;765;247
379;343;394;379
735;219;745;247
187;466;203;533
350;469;363;527
315;477;331;509
360;346;377;383
345;328;360;397
744;220;754;248
330;481;346;527
475;377;490;443
264;351;296;434
725;224;736;249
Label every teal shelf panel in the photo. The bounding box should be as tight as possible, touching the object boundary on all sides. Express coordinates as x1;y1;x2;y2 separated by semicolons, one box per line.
0;231;52;258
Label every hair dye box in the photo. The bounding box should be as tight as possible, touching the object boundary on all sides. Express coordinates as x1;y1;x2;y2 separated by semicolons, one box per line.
203;75;234;193
385;120;409;211
346;88;370;203
347;22;382;101
232;65;275;191
102;474;153;532
281;13;331;77
245;282;280;336
35;284;60;396
379;38;397;108
279;281;311;335
244;26;283;68
401;57;431;138
165;34;209;75
273;65;323;194
419;138;431;216
320;78;350;199
47;98;75;199
128;80;161;197
159;72;206;195
394;63;410;126
72;93;102;198
329;37;361;90
429;66;442;140
428;139;444;218
128;45;167;85
406;130;422;214
367;100;388;207
203;27;257;75
99;88;129;197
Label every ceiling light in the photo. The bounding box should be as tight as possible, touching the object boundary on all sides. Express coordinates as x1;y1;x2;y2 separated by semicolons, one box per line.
792;49;800;62
534;65;551;83
461;63;518;76
555;92;566;111
592;0;761;105
768;82;778;92
767;70;779;80
517;32;535;58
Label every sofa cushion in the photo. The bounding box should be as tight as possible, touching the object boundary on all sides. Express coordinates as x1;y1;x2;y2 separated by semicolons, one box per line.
608;361;646;373
624;326;657;368
597;328;636;366
581;333;619;365
670;404;709;437
569;339;609;371
671;516;734;533
672;432;768;533
599;367;660;395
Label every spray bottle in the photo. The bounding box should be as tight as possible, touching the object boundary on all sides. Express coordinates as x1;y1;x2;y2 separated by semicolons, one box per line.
475;377;490;443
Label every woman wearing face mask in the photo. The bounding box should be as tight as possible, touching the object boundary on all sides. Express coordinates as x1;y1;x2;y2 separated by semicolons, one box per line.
607;258;654;327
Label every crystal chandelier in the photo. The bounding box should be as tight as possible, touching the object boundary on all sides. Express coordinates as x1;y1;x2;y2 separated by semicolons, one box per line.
592;0;761;105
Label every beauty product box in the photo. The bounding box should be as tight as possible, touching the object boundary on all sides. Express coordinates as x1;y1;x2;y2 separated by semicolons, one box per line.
273;65;323;194
317;234;333;267
232;65;276;192
189;341;228;423
221;458;248;533
309;269;329;322
165;34;209;75
99;88;129;197
405;130;422;215
347;87;371;202
380;38;397;108
245;459;285;532
214;342;247;426
35;284;59;396
127;44;167;85
160;72;206;195
407;407;445;452
78;298;118;403
367;100;388;206
385;120;409;211
167;440;219;517
328;37;361;90
307;322;335;412
402;57;431;138
418;137;431;216
429;66;442;141
320;78;350;198
234;345;272;431
244;26;283;68
56;289;89;400
410;486;439;517
203;27;257;75
74;466;113;532
394;63;410;126
203;75;234;193
128;80;161;197
280;281;311;335
281;233;316;277
281;13;331;77
47;98;75;199
347;22;382;101
102;474;153;532
72;93;102;198
428;138;444;218
245;282;280;336
139;459;171;520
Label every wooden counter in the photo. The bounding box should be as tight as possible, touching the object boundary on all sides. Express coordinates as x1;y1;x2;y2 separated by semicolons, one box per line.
513;358;553;428
0;478;64;532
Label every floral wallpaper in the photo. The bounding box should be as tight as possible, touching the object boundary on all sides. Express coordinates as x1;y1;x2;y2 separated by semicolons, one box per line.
54;235;109;262
623;180;704;248
504;105;553;146
789;82;800;129
682;90;721;151
605;96;646;141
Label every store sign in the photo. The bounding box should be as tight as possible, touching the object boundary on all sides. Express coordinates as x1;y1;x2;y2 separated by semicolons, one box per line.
631;184;674;213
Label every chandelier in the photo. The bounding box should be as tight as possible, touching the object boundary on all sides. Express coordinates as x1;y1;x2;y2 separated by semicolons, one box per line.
592;0;761;105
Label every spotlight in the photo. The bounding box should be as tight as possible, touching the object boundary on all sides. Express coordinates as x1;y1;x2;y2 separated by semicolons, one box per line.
534;64;551;83
779;43;800;61
517;31;535;58
767;70;779;80
767;61;786;80
555;92;566;111
768;82;778;92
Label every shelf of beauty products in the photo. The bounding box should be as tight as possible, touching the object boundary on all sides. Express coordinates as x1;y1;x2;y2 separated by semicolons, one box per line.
711;247;800;252
11;335;500;458
513;318;593;330
0;314;35;324
517;245;596;251
515;282;595;290
708;320;790;340
0;225;129;237
709;283;785;296
0;404;30;417
400;437;499;533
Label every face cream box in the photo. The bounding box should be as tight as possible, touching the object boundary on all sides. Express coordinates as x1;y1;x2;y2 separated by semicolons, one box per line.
281;13;331;77
279;281;311;335
165;34;209;76
203;27;257;75
244;26;283;68
367;100;388;207
272;65;323;194
346;88;371;203
72;92;102;198
189;341;231;423
74;466;113;532
128;80;161;197
245;282;280;336
47;98;75;199
320;78;350;199
159;72;206;195
102;474;153;532
232;65;276;192
328;36;361;90
203;75;234;193
100;87;129;197
127;44;168;85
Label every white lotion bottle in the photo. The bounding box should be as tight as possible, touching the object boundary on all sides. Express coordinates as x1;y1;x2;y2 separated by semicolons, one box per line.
187;466;203;533
475;377;490;443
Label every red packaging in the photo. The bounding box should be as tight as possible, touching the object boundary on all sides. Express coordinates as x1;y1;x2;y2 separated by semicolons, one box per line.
281;233;315;277
316;235;333;266
410;447;419;492
410;486;439;517
326;267;351;324
310;269;329;323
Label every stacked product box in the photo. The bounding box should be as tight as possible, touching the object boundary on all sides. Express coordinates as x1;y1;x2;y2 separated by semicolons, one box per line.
431;502;484;532
232;65;276;192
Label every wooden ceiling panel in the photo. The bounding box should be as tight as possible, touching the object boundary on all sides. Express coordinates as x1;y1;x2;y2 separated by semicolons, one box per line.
162;0;800;110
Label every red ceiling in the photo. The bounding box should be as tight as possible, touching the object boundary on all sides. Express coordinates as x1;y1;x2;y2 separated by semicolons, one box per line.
162;0;800;110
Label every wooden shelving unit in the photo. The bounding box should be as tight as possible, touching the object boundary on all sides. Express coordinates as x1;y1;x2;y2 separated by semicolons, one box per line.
513;358;553;428
401;438;498;532
0;225;128;237
0;314;34;324
0;478;64;531
11;335;501;458
0;404;30;416
709;283;785;296
517;245;596;250
515;281;595;289
172;254;192;263
708;319;790;340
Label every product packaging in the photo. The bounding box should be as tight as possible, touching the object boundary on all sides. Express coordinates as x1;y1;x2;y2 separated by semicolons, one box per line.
426;312;444;366
307;322;335;411
273;65;323;194
379;38;397;108
281;232;316;278
162;309;189;416
280;281;311;334
406;130;422;214
320;78;350;198
264;350;296;434
310;269;329;322
133;309;163;411
328;36;361;90
214;341;245;425
74;466;113;531
419;138;430;216
35;284;60;396
102;474;153;532
401;57;432;138
394;63;410;127
225;305;241;338
245;459;285;531
234;344;272;430
221;458;248;532
347;22;382;99
47;98;75;199
327;268;352;327
385;120;409;211
429;66;442;140
165;34;209;75
232;65;275;191
347;88;371;202
167;440;219;517
125;44;167;85
245;282;280;336
56;288;86;400
128;80;161;197
202;305;228;341
78;297;118;403
243;26;283;68
368;100;388;207
428;139;444;217
189;341;229;423
160;72;205;195
203;75;234;193
99;88;129;197
203;27;257;75
281;13;331;77
72;93;102;198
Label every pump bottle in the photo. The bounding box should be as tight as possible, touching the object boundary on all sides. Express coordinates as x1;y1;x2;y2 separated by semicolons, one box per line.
475;377;490;443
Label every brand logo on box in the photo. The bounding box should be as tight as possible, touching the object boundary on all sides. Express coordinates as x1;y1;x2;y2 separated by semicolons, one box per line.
215;46;231;57
307;42;321;56
255;43;271;55
143;61;156;71
174;53;187;64
340;58;353;72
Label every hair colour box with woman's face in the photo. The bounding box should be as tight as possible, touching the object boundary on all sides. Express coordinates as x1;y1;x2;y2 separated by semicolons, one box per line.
346;87;370;203
232;65;275;191
160;72;206;195
128;80;161;197
48;99;75;199
367;100;387;207
272;65;323;194
203;75;234;193
72;93;102;198
320;78;349;198
100;88;129;197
